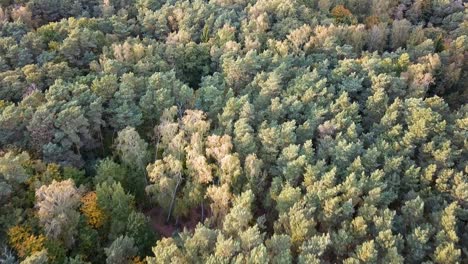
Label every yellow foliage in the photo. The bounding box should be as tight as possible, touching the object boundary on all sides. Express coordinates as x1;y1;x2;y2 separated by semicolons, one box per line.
132;256;146;264
7;225;46;258
48;41;60;51
81;191;107;228
45;163;62;180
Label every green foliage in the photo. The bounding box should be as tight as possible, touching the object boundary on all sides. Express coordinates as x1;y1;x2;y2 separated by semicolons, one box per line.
94;158;127;186
96;182;134;241
0;0;466;262
125;211;156;255
104;235;137;264
0;151;30;203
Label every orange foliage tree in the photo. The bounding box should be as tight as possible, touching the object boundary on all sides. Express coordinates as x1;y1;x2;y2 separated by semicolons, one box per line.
331;5;355;24
81;191;107;228
7;225;46;258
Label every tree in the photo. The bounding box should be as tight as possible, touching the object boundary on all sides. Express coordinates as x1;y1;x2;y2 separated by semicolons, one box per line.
0;103;29;148
171;42;211;88
62;166;86;186
277;199;316;249
434;242;461;264
407;0;431;23
433;202;461;264
80;191;107;229
331;5;355;25
54;105;91;157
181;224;217;261
406;225;432;263
0;245;17;264
370;0;393;22
94;158;127;186
206;135;233;164
223;190;254;236
0;0;466;262
354;240;378;263
277;144;307;184
115;126;149;196
42;143;84;169
27;106;54;154
213;233;240;260
146;155;183;222
391;19;412;50
195;73;230;121
258;122;282;164
206;183;232;227
154;106;184;158
59;27;105;67
185;149;212;185
244;154;265;196
104;236;137;264
220;154;243;192
140;71;193;124
274;183;301;215
146;238;186;264
266;234;292;264
298;233;331;263
91;74;119;101
233;102;257;159
367;23;388;52
64;255;92;264
7;226;46;259
0;151;30;204
20;249;48;264
107;85;143;131
115;127;148;171
125;211;156;255
96;182;134;240
35;179;81;248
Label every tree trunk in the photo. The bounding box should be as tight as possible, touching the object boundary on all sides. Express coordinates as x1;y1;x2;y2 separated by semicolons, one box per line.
154;133;161;161
166;173;182;223
99;128;105;156
140;161;149;186
201;200;205;222
76;144;81;156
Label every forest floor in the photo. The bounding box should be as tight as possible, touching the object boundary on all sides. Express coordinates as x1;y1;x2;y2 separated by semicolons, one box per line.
146;206;210;237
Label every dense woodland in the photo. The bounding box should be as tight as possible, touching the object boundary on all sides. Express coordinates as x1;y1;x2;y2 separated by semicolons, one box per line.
0;0;467;263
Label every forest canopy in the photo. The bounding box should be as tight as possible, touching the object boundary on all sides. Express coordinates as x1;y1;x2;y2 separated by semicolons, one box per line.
0;0;467;263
